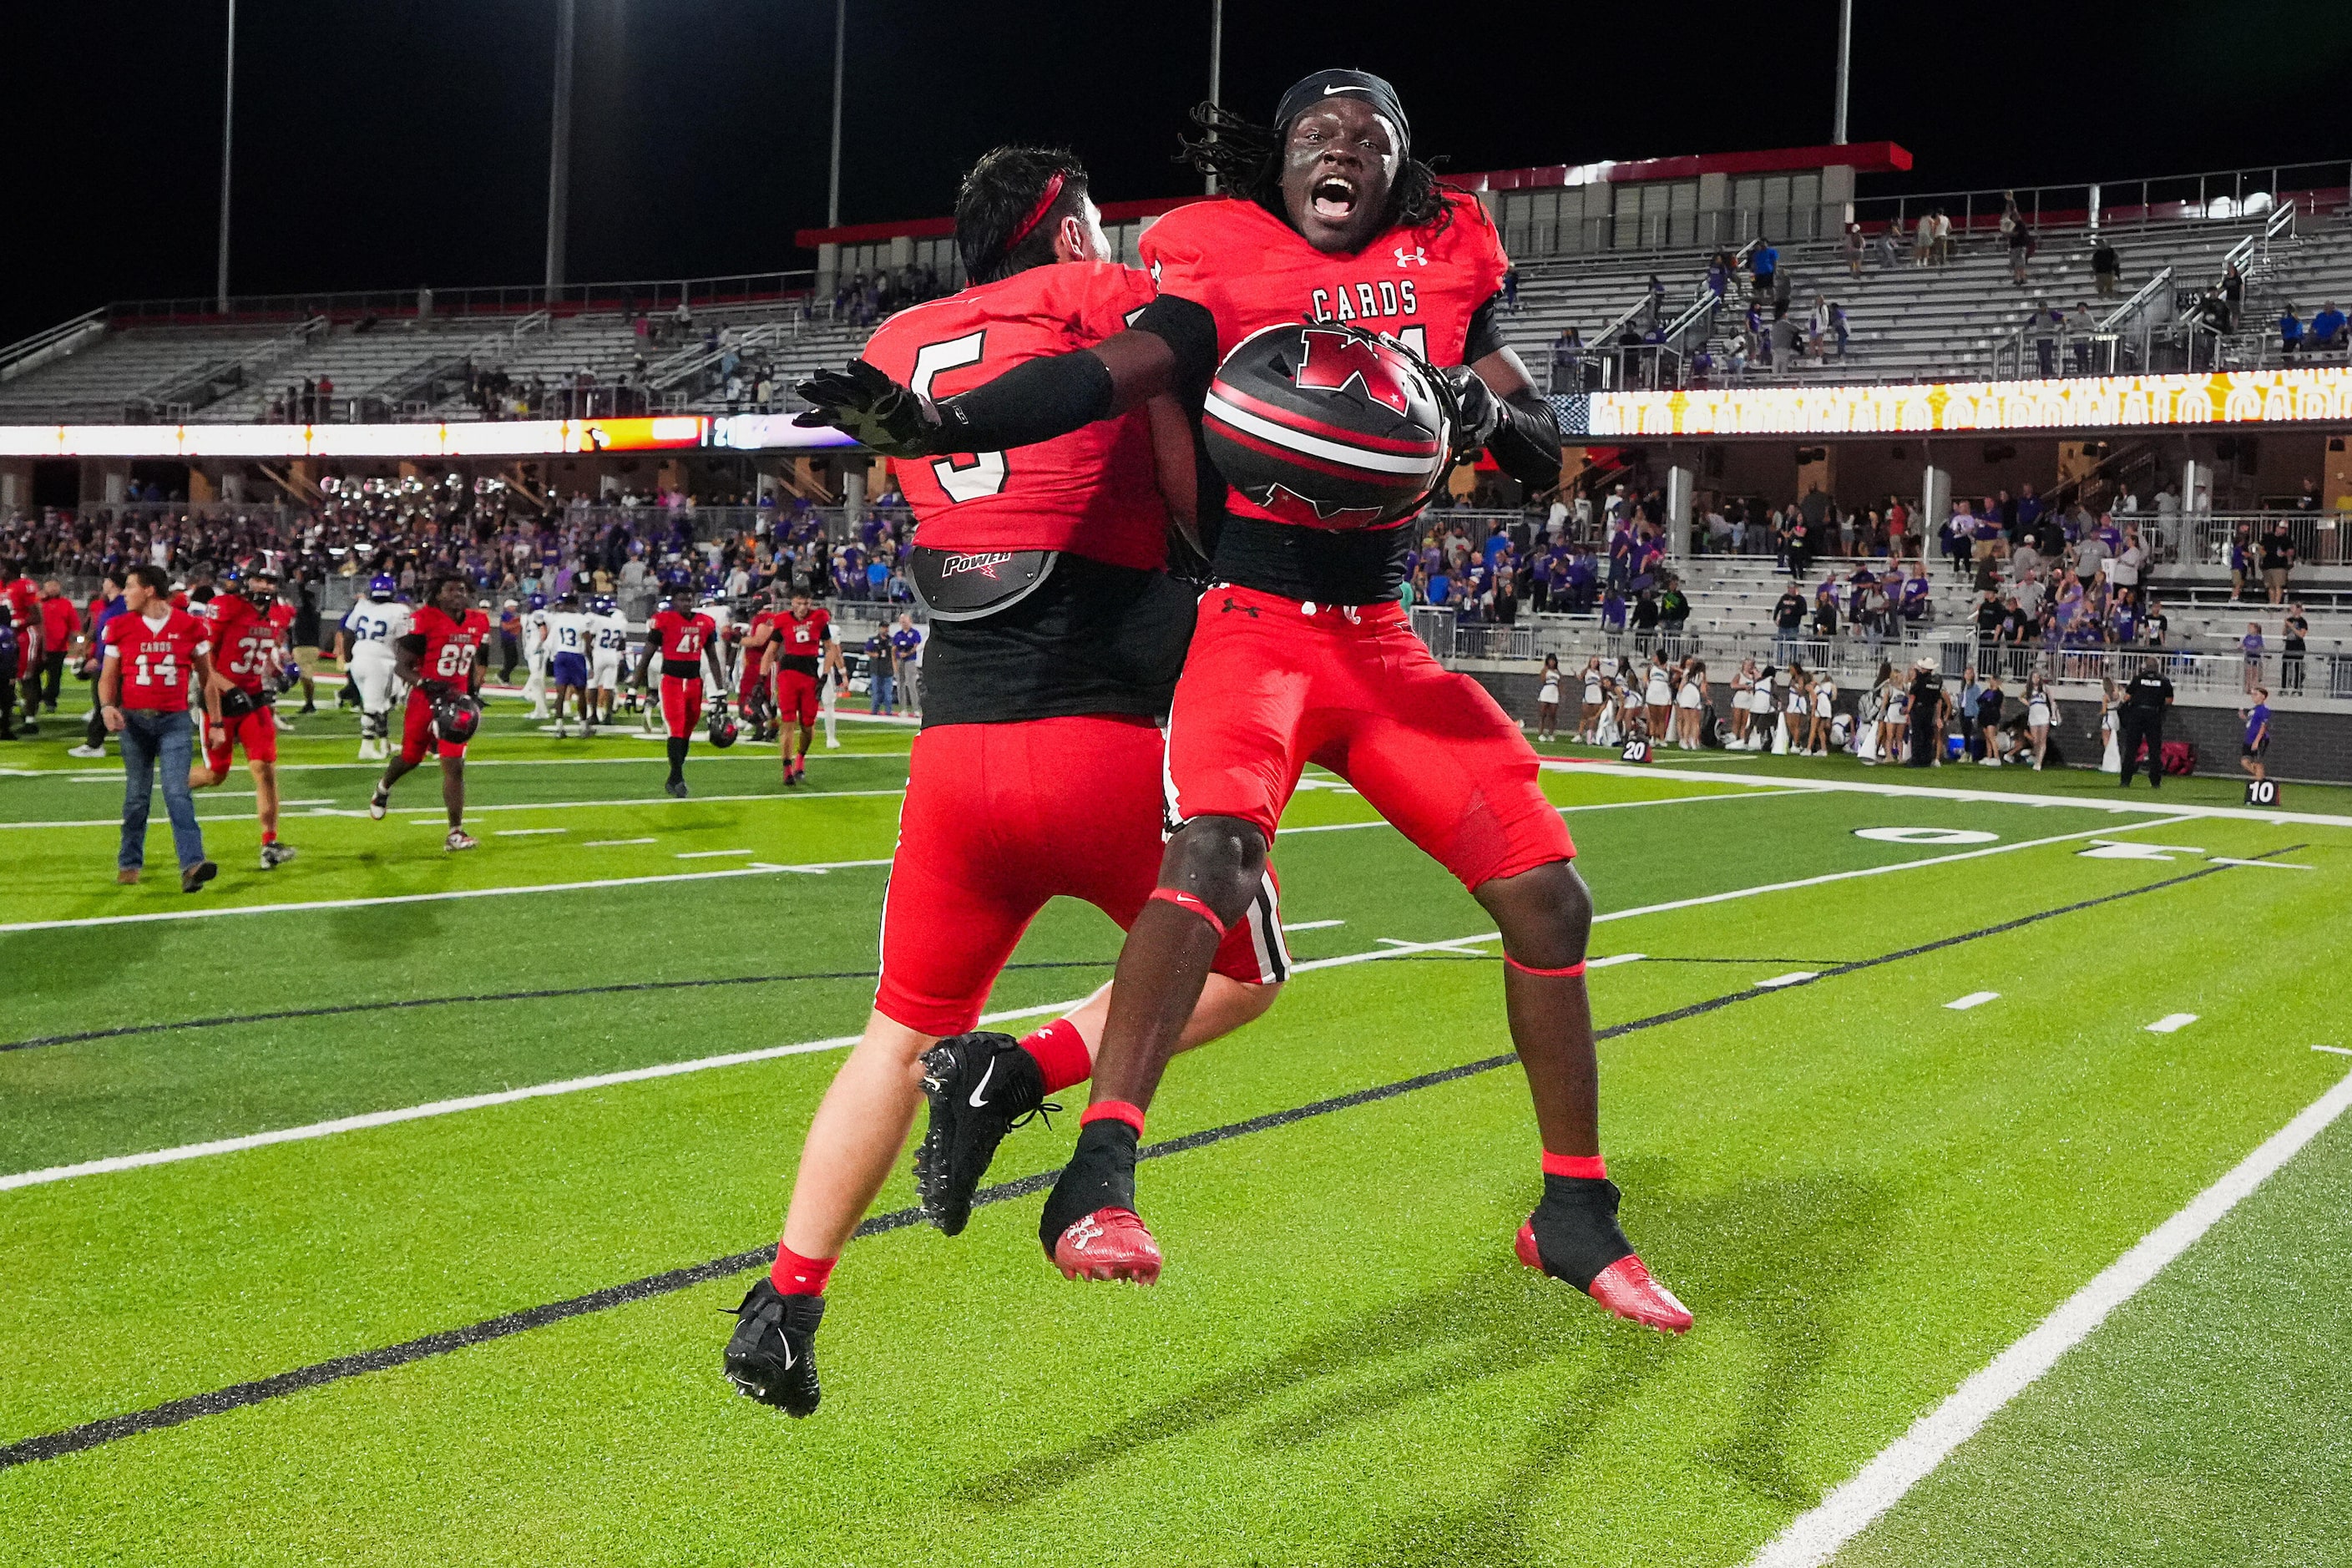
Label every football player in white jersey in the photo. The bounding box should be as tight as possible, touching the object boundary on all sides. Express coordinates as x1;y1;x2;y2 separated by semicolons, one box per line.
521;593;552;718
544;591;594;738
336;575;412;760
587;596;630;726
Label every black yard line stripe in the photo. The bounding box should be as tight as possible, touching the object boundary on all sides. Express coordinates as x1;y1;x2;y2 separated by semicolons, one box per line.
0;961;1117;1054
0;851;2295;1472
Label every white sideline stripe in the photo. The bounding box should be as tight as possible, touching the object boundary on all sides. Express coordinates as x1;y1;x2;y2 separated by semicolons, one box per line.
0;933;1506;1194
675;848;753;859
494;828;565;837
2147;1013;2199;1034
3;787;913;831
2313;1045;2352;1056
583;837;656;847
1755;971;1819;989
43;748;909;778
1547;760;2352;830
1945;991;2000;1010
1271;786;1832;838
1586;952;1644;969
0;858;897;933
2208;857;2315;870
1282;919;1346;931
1742;1069;2352;1568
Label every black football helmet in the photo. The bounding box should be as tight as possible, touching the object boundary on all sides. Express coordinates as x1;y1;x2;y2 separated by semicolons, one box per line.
707;706;740;748
1201;321;1456;531
432;690;483;746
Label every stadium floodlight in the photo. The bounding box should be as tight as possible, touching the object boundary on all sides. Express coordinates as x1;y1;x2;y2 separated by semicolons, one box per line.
545;0;578;301
827;0;845;226
1831;0;1852;144
1205;0;1223;195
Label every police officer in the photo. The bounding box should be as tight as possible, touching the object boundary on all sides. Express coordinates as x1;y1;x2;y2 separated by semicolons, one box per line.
1906;657;1949;767
2118;657;2174;787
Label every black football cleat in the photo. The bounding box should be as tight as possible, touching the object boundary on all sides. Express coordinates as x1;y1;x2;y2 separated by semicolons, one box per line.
723;1278;825;1416
913;1032;1051;1236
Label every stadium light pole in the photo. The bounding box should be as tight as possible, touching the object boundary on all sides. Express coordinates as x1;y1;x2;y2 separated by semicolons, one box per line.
1205;0;1223;195
215;0;236;313
1831;0;1853;144
827;0;846;226
544;0;578;302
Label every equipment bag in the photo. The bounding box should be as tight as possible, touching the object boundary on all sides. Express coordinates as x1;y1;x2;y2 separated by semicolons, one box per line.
2161;740;2197;776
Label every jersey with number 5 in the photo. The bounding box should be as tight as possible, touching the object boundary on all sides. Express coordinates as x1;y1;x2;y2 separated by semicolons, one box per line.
409;604;490;687
859;260;1170;571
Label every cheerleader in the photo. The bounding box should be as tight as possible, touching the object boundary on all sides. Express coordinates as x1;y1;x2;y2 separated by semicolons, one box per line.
1578;657;1605;744
2098;677;2122;773
1619;677;1646;745
1595;676;1622;746
1729;658;1757;747
1643;651;1674;741
1809;674;1836;756
1535;653;1562;742
1677;659;1708;748
2024;671;2054;771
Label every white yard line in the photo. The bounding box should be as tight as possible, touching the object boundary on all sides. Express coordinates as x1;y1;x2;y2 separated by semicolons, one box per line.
675;849;754;859
1549;760;2352;830
0;933;1506;1194
1743;1069;2352;1568
1755;971;1820;989
1281;919;1346;932
582;837;656;847
0;859;897;934
1945;991;2000;1010
493;828;565;837
2312;1045;2352;1057
2208;857;2315;870
3;787;912;830
2146;1013;2199;1034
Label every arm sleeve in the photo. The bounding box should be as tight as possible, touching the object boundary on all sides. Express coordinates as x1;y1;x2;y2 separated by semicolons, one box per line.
1125;294;1220;389
1486;387;1562;489
932;352;1116;452
1463;292;1509;367
395;632;427;658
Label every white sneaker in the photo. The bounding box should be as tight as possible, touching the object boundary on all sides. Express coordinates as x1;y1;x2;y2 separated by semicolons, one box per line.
1980;756;2001;766
68;743;106;759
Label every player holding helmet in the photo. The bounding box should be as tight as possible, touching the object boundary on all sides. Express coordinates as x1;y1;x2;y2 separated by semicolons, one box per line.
189;565;297;869
368;574;489;852
797;74;1687;1333
757;586;840;787
637;582;721;798
337;575;411;761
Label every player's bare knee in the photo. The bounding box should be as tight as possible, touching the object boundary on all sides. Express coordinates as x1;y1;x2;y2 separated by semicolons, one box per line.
1163;815;1267;924
1475;859;1591;969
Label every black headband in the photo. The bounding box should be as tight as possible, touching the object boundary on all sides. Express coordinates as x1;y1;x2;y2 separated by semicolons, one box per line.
1275;70;1410;153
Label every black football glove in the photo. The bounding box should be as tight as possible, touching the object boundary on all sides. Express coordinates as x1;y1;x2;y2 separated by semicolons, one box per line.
792;359;941;458
1441;364;1502;453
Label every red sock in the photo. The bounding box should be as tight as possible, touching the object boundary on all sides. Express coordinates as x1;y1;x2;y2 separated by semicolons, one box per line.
1541;1151;1607;1181
1018;1018;1092;1095
260;828;276;846
770;1243;836;1296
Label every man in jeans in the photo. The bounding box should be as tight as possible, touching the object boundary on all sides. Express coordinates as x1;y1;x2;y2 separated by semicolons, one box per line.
97;564;219;892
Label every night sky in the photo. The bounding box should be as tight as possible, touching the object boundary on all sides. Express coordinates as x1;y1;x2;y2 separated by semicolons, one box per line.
12;0;2348;346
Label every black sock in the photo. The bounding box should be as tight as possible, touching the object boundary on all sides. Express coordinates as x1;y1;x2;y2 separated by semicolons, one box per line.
1039;1119;1137;1257
666;736;688;778
1528;1174;1634;1290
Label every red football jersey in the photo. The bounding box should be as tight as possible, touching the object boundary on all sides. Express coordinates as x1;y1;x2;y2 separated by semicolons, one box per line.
862;261;1171;571
650;608;716;665
267;601;296;641
776;608;832;659
1138;191;1508;533
205;593;278;694
103;607;211;712
411;604;491;686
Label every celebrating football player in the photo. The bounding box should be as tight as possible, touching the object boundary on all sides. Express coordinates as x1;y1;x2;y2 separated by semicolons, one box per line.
367;574;489;852
188;565;297;870
637;581;721;798
797;74;1688;1334
726;148;1289;1418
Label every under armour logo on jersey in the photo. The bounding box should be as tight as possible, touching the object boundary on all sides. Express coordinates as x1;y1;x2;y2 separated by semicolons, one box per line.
1220;594;1260;618
1394;245;1428;267
1150;257;1163;286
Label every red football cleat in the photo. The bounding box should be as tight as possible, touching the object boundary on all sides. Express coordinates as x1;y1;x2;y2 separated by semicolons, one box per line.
1515;1223;1693;1334
1052;1207;1162;1286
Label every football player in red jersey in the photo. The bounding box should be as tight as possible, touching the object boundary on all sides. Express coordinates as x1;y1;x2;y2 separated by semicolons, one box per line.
798;76;1688;1333
757;586;840;786
189;565;297;869
368;574;489;852
637;582;721;798
736;590;781;743
725;149;1291;1417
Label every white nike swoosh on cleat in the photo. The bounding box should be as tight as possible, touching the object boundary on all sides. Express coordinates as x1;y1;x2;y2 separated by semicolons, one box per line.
968;1057;996;1109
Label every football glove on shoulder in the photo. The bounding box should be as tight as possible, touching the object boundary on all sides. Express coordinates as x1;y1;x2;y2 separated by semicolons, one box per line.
792;359;941;458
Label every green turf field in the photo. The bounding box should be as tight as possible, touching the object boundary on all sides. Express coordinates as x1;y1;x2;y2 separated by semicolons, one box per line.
4;690;2349;1565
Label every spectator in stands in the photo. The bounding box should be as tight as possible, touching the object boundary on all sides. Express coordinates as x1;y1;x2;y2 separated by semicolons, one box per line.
1912;212;1934;266
2032;306;2061;375
2311;301;2346;350
1707;250;1732;301
2240;688;2272;783
1900;561;1933;625
2092;236;2121;298
2280;305;2303;357
2007;219;2036;286
2280;602;2309;693
1550;327;1583;391
2258;521;2297;604
1844;222;1864;278
1751;240;1778;303
2240;620;2265;693
1933;209;1956;264
1772;582;1807;662
2069;303;2097;372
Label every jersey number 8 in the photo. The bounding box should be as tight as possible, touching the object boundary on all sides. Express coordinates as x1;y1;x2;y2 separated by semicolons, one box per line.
908;331;1009;502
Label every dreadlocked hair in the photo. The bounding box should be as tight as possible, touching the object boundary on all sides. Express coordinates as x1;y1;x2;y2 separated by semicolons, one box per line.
956;147;1090;284
1176;101;1454;239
